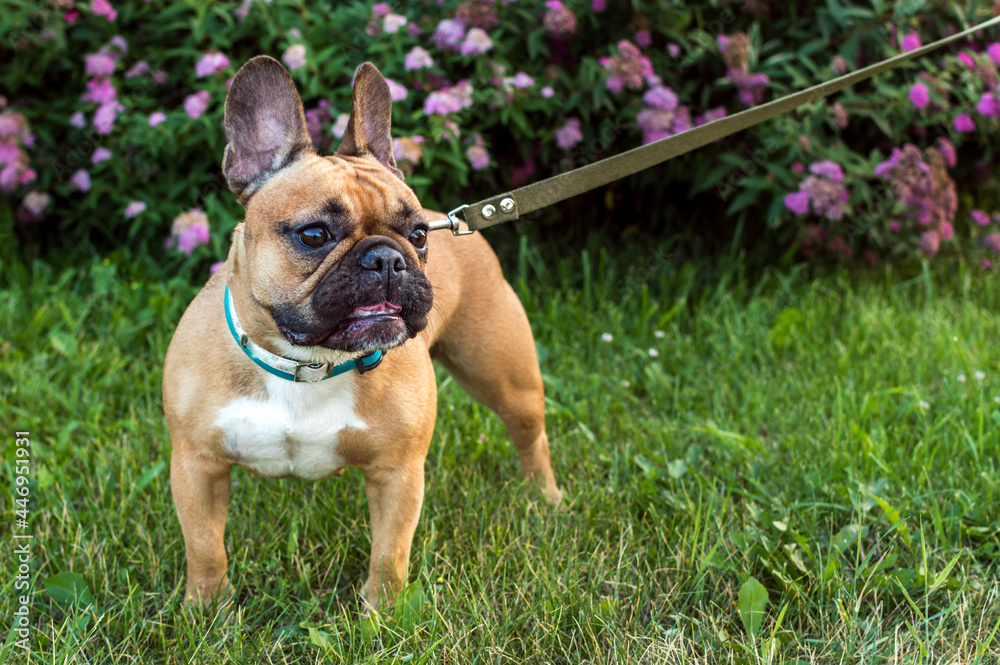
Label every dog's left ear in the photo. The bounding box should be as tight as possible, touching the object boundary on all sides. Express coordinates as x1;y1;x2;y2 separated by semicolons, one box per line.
337;63;403;180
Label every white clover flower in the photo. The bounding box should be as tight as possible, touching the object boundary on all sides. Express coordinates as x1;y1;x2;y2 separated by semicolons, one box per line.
601;333;613;342
958;374;967;383
648;348;659;357
654;330;665;339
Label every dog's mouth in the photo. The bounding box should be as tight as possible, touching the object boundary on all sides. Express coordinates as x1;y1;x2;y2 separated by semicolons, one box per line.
279;302;407;350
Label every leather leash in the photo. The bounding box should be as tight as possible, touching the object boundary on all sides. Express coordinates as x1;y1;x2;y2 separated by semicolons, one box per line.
429;14;1000;235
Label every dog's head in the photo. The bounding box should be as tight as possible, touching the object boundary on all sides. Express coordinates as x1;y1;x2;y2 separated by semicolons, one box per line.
222;56;433;359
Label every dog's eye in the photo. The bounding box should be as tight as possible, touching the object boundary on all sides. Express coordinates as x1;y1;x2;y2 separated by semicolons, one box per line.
298;226;332;248
409;228;427;249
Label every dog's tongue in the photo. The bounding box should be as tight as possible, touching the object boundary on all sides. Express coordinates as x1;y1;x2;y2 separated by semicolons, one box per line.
350;302;402;317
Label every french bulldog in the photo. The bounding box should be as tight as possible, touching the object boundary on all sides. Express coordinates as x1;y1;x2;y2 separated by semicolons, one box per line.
162;56;561;612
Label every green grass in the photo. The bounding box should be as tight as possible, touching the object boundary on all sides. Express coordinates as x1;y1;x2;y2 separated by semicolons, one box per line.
1;241;999;663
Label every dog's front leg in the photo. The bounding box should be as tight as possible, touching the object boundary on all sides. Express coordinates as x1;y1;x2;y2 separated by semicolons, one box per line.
171;446;233;608
361;463;425;612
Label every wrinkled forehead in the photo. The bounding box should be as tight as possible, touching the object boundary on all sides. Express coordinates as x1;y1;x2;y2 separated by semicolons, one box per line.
244;153;421;230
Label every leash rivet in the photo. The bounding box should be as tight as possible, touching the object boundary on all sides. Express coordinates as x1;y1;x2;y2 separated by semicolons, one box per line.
481;204;496;219
499;198;514;213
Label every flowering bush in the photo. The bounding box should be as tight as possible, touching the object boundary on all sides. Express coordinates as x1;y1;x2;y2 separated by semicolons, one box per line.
2;1;999;270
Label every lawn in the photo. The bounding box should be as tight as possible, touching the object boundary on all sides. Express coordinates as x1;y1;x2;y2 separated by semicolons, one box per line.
1;236;999;663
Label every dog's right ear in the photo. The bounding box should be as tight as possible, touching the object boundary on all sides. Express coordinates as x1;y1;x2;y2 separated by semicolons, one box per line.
222;55;315;204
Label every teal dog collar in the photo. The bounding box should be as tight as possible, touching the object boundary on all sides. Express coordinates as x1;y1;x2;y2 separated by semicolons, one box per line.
225;285;382;382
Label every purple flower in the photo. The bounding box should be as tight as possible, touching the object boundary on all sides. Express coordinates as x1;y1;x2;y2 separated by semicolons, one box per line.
195;52;230;78
81;78;117;105
784;191;810;215
936;137;956;168
901;32;921;52
809;160;844;182
954;113;976;133
92;101;123;134
541;86;555;98
940;221;954;241
592;0;606;9
404;46;434;71
170;209;210;255
800;175;849;220
107;35;127;54
184;91;210;119
988;43;1000;65
177;224;210;254
282;44;307;71
668;43;681;58
149;112;167;127
210;261;225;274
91;0;117;21
86;52;117;77
695;106;727;126
984;233;1000;254
432;18;466;51
511;72;534;89
972;210;991;226
385;78;408;102
70;169;91;191
372;2;391;17
124;200;146;218
70;111;86;128
460;28;493;56
958;52;975;68
423;81;473;115
643;86;678;111
909;83;929;109
543;1;576;35
977;92;1000;118
727;69;769;106
919;229;940;257
555;117;582;151
635;30;651;48
889;220;901;233
125;60;150;78
383;13;407;33
466;145;489;170
91;147;113;164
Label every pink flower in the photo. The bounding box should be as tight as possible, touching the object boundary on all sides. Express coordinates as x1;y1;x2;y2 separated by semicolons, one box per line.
70;111;86;128
70;169;91;191
784;192;810;215
125;60;150;78
184;91;210;119
919;229;940;257
555;117;582;151
601;40;653;92
210;261;225;274
22;191;49;217
91;0;117;21
65;10;79;22
901;32;921;52
91;147;113;164
404;46;433;71
988;43;1000;65
81;78;117;105
635;30;651;47
809;160;844;182
169;209;210;255
909;83;929;109
541;86;554;98
954;113;975;133
940;221;954;242
643;86;678;111
972;210;991;226
149;112;167;127
460;28;493;56
124;200;146;218
372;3;391;17
668;43;681;58
889;220;901;233
983;233;1000;254
423;81;474;115
936;137;956;168
543;0;577;35
792;162;804;173
92;101;123;134
282;44;307;71
385;78;408;102
383;13;407;33
983;259;993;269
466;145;489;170
958;52;975;68
592;0;606;9
195;52;230;78
85;52;116;77
511;72;534;89
832;55;848;75
432;18;466;51
977;92;1000;118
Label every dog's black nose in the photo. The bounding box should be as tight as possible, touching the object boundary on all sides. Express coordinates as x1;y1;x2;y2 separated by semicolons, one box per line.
360;245;406;279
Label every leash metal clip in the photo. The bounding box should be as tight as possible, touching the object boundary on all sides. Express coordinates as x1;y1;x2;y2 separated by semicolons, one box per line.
428;204;476;236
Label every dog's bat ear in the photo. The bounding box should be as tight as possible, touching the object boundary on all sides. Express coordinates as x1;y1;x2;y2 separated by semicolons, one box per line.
337;63;403;181
222;55;315;204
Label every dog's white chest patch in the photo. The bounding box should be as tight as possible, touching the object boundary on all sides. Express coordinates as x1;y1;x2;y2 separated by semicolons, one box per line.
213;373;367;480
